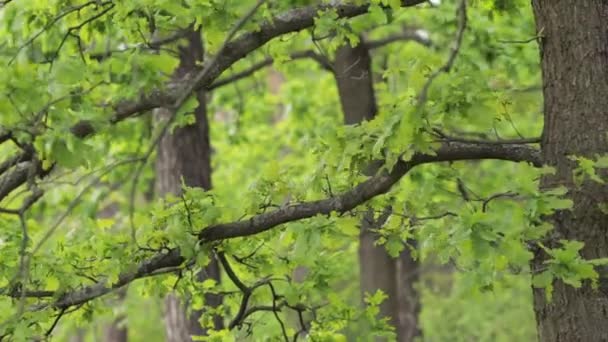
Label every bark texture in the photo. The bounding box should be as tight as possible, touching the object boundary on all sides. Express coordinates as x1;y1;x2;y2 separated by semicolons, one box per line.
532;1;608;341
334;42;421;341
155;29;222;341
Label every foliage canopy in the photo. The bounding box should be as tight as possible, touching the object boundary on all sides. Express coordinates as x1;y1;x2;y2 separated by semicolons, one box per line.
0;0;603;340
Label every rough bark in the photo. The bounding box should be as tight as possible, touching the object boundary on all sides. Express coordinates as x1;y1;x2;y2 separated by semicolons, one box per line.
155;29;222;341
334;42;420;341
531;1;608;341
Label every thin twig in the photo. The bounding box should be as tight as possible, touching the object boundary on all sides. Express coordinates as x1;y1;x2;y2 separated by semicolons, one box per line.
30;158;138;256
172;0;267;110
417;0;467;106
9;1;112;64
45;308;67;337
292;306;308;341
481;191;519;212
208;50;331;90
268;282;289;342
218;252;248;293
49;3;115;69
497;28;544;45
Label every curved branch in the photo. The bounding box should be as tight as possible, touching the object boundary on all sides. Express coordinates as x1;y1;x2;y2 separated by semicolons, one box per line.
0;162;35;201
4;1;430;206
35;141;539;311
417;0;466;105
208;50;332;91
0;130;12;145
208;28;433;91
70;0;428;137
198;141;540;241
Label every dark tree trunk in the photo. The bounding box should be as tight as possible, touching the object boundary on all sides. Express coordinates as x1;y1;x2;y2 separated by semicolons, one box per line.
155;29;222;341
334;42;421;341
532;1;608;341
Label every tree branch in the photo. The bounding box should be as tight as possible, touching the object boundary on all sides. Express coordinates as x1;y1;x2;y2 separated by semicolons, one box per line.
208;50;332;91
417;0;466;105
0;152;32;177
208;28;432;91
0;162;36;201
0;130;12;145
70;0;427;137
3;1;430;208
88;28;191;62
198;141;539;242
32;141;539;311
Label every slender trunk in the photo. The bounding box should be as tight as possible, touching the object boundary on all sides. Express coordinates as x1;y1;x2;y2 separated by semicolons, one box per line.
532;2;608;341
334;42;421;341
155;29;222;341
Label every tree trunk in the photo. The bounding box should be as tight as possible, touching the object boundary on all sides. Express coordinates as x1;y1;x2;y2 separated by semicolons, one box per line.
155;29;222;341
532;2;608;341
334;42;421;341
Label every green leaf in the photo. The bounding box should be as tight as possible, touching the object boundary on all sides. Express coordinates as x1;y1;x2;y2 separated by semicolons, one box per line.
532;271;553;288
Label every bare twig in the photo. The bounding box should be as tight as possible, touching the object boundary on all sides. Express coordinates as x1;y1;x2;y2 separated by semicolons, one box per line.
481;191;520;212
45;308;67;337
497;28;544;45
292;305;308;341
268;282;289;342
49;3;115;67
10;1;113;64
218;252;248;293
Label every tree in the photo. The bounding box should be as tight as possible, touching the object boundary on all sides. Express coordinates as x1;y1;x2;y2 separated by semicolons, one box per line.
531;1;608;340
0;1;604;341
153;28;222;340
334;39;420;340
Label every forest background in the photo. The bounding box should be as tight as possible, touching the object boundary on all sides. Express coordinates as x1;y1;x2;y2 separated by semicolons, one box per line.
0;0;606;341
